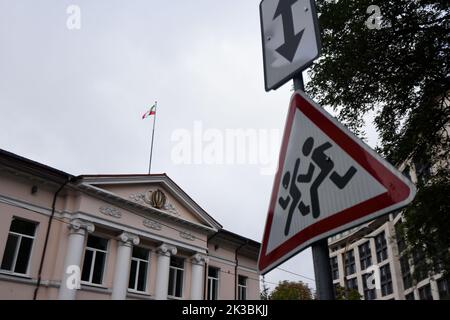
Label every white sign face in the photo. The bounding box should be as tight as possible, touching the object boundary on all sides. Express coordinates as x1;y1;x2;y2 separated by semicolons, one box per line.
260;0;321;91
258;91;416;274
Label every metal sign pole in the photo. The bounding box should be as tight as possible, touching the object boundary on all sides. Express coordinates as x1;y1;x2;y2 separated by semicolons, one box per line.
293;74;334;300
312;239;334;300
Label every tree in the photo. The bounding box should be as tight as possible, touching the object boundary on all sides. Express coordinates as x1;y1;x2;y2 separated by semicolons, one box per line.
270;280;313;300
334;285;362;300
307;0;450;280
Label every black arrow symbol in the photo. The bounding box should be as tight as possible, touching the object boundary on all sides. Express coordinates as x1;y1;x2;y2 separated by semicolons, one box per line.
273;0;304;62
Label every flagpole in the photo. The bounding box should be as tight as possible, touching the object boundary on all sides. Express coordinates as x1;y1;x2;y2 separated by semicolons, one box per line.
148;101;157;174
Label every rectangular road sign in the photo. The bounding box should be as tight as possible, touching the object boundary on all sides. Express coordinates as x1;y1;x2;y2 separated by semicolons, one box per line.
260;0;321;91
258;91;416;274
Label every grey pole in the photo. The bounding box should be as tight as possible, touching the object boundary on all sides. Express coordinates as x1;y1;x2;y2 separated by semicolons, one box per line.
293;74;335;300
148;101;157;174
312;239;334;299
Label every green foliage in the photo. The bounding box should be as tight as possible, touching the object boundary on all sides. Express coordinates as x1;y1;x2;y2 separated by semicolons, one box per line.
334;285;362;300
399;170;450;281
307;0;450;280
270;280;313;300
308;0;449;164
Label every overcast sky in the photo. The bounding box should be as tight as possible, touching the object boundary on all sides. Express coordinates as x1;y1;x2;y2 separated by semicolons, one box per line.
0;0;379;292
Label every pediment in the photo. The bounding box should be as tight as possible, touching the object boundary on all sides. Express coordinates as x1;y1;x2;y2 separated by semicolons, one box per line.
77;174;221;231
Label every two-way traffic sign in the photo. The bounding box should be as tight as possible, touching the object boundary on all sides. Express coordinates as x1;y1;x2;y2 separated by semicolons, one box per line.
260;0;321;91
258;91;416;274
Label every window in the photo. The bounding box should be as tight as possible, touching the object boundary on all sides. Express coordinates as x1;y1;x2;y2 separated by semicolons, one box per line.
362;273;376;300
400;256;412;290
128;246;149;292
344;250;356;276
395;222;406;253
380;264;393;296
330;256;339;280
375;232;388;263
358;242;372;271
207;267;220;300
346;277;358;292
418;284;433;300
81;235;108;285
238;275;247;300
168;256;184;298
1;218;37;275
412;247;427;281
333;283;340;297
405;292;415;300
437;278;449;300
402;166;411;181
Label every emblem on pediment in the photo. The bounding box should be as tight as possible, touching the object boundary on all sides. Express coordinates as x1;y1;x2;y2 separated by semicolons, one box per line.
144;189;166;209
129;189;179;215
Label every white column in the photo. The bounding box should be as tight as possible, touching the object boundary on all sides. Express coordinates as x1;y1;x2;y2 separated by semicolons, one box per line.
155;243;177;300
58;219;95;300
190;253;208;300
111;232;140;300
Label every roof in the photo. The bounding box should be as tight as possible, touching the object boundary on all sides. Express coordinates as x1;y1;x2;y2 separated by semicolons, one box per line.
78;173;223;230
0;148;73;183
0;148;223;230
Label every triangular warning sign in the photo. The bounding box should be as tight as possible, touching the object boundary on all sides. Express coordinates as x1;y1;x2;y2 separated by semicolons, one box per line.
258;91;416;274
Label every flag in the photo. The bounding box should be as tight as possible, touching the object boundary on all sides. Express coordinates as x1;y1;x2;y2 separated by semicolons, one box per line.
142;102;157;119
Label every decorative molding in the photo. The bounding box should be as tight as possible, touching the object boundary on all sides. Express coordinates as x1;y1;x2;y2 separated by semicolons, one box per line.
191;253;208;265
142;219;162;231
163;202;179;215
118;232;140;246
179;231;196;241
156;243;177;257
129;192;145;204
99;206;122;219
69;218;95;235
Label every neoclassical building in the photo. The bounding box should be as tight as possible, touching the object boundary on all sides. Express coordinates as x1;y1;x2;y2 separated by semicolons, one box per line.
0;149;260;300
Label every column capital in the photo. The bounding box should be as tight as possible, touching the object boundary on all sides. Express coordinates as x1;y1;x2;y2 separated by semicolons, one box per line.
68;218;95;235
117;232;140;247
156;243;177;257
191;253;208;265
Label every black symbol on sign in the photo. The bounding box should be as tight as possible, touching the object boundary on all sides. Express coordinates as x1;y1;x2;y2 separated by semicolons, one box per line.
279;137;357;235
273;0;305;62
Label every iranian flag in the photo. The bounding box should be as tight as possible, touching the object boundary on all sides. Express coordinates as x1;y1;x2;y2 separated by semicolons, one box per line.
142;102;157;119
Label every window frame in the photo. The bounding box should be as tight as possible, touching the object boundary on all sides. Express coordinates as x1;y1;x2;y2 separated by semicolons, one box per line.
330;256;339;280
0;217;38;277
358;241;372;271
418;283;433;300
362;272;377;300
344;249;356;276
375;231;388;263
399;255;412;290
237;275;247;300
168;256;185;299
128;246;150;294
207;266;220;300
81;234;109;286
437;278;449;300
380;263;393;296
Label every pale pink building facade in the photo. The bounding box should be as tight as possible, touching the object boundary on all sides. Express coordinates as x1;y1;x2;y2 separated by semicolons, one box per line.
0;149;260;300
